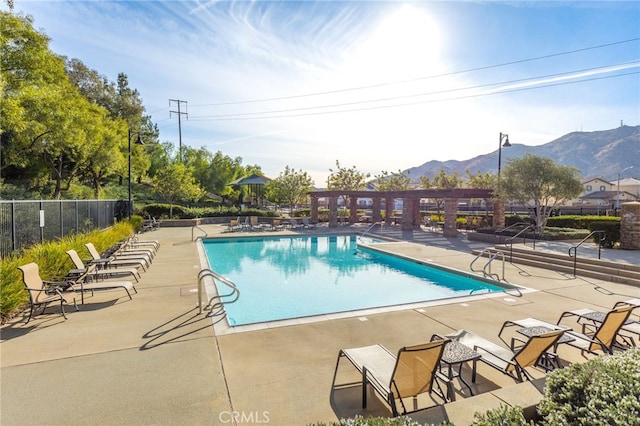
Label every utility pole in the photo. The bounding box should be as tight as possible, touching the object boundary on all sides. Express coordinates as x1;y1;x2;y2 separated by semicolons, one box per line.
169;99;188;162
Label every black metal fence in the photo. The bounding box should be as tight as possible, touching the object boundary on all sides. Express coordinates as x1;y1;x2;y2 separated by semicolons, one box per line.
0;199;128;258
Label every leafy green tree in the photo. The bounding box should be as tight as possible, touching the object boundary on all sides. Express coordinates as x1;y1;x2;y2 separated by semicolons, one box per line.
420;169;463;216
327;161;370;211
265;166;314;215
151;162;205;217
208;151;245;202
1;11;70;183
327;161;370;191
501;154;582;231
375;169;411;191
465;169;495;189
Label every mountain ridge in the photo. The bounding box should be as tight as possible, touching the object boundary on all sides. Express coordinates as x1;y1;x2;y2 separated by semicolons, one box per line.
405;125;640;182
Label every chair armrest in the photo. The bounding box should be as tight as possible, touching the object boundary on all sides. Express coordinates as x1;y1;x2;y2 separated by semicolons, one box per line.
510;336;527;351
43;280;73;291
581;322;597;336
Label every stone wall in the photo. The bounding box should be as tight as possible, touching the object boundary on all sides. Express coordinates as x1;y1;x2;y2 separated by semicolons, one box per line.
620;202;640;250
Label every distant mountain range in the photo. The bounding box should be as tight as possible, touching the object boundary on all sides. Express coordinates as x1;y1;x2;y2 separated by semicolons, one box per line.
404;125;640;183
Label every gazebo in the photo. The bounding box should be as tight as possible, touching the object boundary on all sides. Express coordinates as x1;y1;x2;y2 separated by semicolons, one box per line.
229;173;271;208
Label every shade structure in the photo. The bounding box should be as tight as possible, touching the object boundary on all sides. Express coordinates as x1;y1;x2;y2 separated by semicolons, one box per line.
229;173;271;207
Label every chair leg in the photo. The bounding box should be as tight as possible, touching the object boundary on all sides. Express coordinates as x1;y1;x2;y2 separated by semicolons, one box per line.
362;369;368;409
59;298;67;320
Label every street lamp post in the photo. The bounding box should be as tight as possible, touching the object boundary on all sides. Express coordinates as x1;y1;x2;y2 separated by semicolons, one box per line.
616;166;634;212
497;132;511;179
128;129;144;219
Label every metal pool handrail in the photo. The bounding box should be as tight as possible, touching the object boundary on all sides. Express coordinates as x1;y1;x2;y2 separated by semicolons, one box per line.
192;225;208;241
470;248;506;281
568;230;605;276
359;222;382;241
197;268;240;317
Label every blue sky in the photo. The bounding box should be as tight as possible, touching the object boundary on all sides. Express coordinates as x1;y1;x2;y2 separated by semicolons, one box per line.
11;1;640;184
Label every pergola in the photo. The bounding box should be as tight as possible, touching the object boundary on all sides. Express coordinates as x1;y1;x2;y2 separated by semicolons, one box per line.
308;188;499;237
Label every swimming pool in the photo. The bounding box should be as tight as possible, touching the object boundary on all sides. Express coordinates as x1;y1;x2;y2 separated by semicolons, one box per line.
202;235;508;326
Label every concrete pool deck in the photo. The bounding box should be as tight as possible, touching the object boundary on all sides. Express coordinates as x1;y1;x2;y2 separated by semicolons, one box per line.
1;224;638;425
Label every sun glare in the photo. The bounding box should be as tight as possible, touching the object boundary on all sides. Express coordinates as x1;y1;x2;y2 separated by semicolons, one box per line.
348;4;443;81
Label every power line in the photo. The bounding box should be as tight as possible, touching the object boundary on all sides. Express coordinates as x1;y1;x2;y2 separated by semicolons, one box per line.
190;37;640;108
188;65;639;121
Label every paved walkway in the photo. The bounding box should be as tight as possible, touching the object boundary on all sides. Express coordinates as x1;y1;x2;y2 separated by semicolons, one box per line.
1;225;638;425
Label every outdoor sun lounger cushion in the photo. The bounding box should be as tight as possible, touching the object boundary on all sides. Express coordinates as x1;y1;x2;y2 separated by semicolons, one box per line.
438;329;565;383
66;265;137;304
18;263;78;323
333;340;448;416
66;249;140;283
85;243;148;271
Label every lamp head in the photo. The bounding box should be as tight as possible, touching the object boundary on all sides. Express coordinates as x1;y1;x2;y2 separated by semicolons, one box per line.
502;136;511;148
135;134;144;145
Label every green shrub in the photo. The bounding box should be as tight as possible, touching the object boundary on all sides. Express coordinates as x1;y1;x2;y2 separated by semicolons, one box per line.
587;221;620;248
546;215;619;230
538;348;640;425
471;404;533;426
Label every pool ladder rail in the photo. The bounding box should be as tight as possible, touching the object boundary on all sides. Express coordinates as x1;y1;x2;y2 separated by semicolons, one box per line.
359;222;383;242
197;269;240;318
470;248;506;282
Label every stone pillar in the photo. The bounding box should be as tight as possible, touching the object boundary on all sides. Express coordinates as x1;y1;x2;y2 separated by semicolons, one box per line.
372;197;382;223
443;198;458;237
328;197;338;227
385;198;394;226
310;196;319;223
620;202;640;250
492;202;506;228
412;198;421;228
349;197;358;224
401;198;414;231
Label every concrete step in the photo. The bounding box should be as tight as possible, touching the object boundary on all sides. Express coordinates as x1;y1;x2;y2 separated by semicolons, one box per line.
472;246;640;287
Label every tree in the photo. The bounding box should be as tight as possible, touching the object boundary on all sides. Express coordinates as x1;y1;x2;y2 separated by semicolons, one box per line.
374;169;411;191
265;166;314;215
420;169;463;216
151;163;205;217
327;161;370;211
501;154;583;231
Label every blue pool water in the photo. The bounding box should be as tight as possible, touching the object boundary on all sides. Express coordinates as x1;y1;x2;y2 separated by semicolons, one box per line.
202;235;506;326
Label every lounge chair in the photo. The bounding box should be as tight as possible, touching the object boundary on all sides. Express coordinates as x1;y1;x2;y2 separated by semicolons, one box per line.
332;340;449;416
226;219;241;232
269;219;284;231
302;217;315;229
436;329;565;383
85;242;148;272
249;216;264;231
64;264;137;304
288;218;304;230
18;263;78;323
556;302;639;345
66;249;140;283
502;305;636;356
